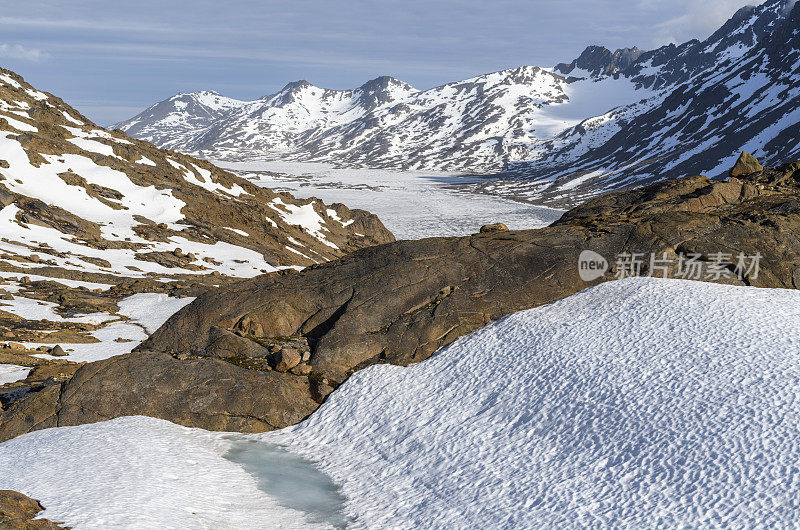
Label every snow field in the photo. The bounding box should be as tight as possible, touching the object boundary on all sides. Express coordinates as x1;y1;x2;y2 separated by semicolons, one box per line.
4;280;800;527
268;278;800;528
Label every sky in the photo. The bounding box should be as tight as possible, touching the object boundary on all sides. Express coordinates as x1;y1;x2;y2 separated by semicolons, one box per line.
0;0;765;125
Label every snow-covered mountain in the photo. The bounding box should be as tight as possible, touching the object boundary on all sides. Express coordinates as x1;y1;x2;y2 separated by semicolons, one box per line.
117;0;800;207
0;67;393;280
117;70;599;171
484;0;800;206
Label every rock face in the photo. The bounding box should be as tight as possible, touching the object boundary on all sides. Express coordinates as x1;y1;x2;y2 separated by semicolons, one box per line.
0;351;318;438
0;67;394;279
0;490;65;529
4;158;800;441
554;45;643;77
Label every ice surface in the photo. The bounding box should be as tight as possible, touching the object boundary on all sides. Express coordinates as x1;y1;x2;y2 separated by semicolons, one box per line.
216;160;563;239
223;437;351;528
0;417;324;529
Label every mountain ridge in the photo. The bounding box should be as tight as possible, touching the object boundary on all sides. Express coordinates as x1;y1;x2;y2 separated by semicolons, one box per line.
117;0;800;207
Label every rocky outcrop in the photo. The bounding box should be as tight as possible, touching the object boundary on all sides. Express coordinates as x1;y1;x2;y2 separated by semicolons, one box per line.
554;45;643;77
0;490;66;529
3;157;800;441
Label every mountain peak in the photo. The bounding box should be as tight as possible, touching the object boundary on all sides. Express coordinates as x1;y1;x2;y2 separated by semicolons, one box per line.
554;45;642;77
358;75;412;91
280;80;313;93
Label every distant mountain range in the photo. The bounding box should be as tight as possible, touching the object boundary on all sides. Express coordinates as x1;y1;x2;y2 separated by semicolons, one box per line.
116;0;800;207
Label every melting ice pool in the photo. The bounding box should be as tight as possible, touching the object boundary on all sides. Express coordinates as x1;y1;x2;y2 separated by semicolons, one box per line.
222;436;353;528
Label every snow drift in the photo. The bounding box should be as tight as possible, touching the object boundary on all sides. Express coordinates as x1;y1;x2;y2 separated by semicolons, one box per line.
272;278;800;527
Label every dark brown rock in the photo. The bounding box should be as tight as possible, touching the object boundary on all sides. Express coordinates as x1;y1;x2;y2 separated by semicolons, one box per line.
48;345;67;357
310;381;335;404
290;364;312;376
0;490;66;529
0;351;318;442
5;163;800;440
273;348;301;372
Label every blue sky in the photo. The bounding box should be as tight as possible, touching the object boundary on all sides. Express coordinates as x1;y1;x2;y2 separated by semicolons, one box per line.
0;0;762;125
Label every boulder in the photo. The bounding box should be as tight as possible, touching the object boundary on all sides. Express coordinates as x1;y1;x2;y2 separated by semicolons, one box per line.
273;348;301;372
730;151;764;177
479;223;509;233
49;345;67;357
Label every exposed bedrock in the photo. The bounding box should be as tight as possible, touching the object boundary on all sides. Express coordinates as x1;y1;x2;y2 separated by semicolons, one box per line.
3;157;800;441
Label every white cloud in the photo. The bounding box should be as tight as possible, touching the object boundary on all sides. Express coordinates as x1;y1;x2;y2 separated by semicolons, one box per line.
0;43;49;62
644;0;767;46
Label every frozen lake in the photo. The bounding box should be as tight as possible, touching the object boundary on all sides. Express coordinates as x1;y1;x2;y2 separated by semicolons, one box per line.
214;159;564;240
223;436;351;528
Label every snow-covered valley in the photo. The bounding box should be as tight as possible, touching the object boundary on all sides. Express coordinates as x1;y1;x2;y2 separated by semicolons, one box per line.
216;159;563;240
4;279;800;528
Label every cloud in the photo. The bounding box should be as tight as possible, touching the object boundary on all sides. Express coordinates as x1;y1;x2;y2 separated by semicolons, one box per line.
0;43;49;62
0;16;179;33
645;0;767;46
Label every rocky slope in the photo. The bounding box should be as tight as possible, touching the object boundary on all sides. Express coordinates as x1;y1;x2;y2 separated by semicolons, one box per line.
0;66;393;412
117;0;800;207
0;66;393;280
3;153;799;440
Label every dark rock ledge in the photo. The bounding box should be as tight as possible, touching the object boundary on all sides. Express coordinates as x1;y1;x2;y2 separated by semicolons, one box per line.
3;155;800;442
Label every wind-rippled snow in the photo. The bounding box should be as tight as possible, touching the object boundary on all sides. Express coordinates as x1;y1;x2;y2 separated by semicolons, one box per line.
3;279;800;527
270;278;800;528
